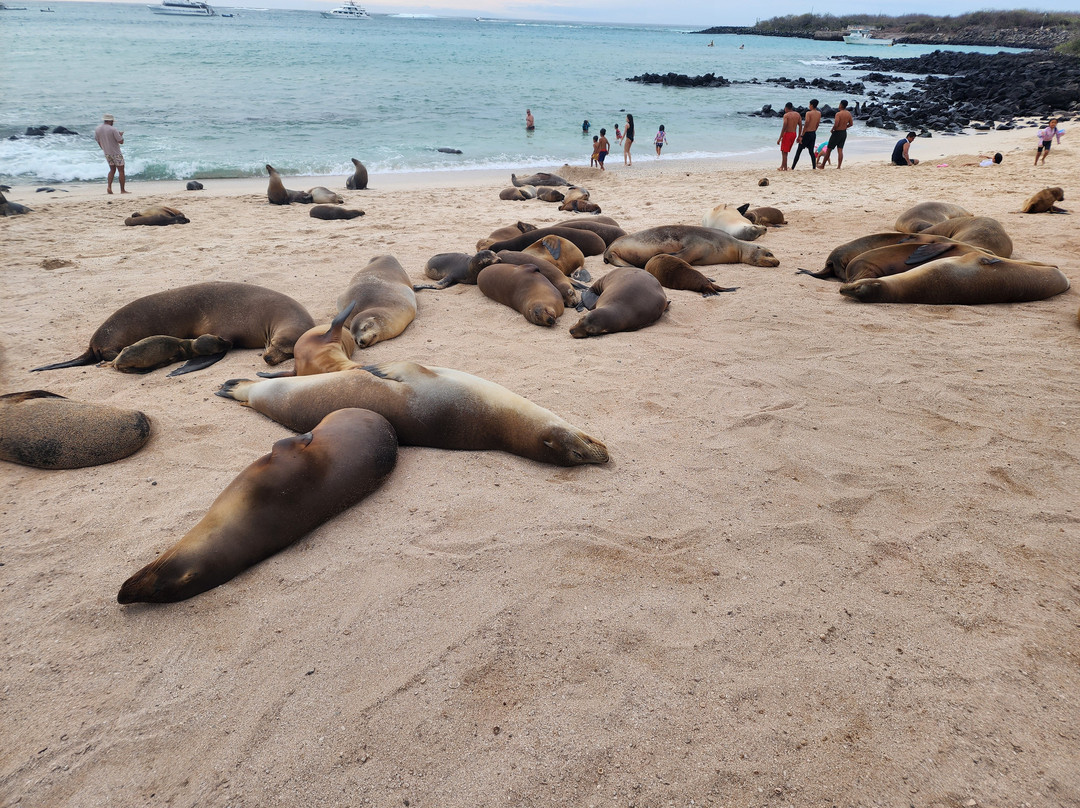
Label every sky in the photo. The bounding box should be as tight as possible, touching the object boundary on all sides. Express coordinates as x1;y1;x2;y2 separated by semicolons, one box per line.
57;0;1080;27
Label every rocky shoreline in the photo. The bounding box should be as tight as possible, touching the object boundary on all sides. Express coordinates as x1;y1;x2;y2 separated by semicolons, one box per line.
693;25;1071;50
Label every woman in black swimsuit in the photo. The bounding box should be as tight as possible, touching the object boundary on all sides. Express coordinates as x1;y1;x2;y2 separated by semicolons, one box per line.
623;113;634;166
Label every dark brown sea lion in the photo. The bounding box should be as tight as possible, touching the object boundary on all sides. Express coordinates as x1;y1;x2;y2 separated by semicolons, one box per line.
110;334;233;375
266;164;313;205
521;235;585;276
487;225;606;257
536;187;565;203
500;186;536;200
1020;187;1067;214
552;218;627;245
414;252;483;291
1;391;150;470
124;206;189;226
216;361;610;466
309;204;364;220
345;158;368;190
494;250;579;307
839;254;1069;305
511;172;571;187
117;408;398;604
643;254;738;297
894;202;973;233
797;232;953;281
337;255;417;348
744;206;786;226
477;262;564;326
918;216;1013;258
558;198;602;214
0;190;32;216
476;221;537;250
257;304;359;379
32;282;315;372
570;268;670;338
604;225;779;268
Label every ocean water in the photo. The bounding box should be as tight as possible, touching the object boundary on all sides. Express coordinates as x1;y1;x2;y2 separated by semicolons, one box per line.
0;2;1024;184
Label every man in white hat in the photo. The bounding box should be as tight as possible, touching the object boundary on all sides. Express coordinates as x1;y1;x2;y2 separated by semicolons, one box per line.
93;113;128;194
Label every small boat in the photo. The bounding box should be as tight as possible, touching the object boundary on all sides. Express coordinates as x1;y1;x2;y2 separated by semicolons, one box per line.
843;26;893;46
148;0;216;16
321;0;369;19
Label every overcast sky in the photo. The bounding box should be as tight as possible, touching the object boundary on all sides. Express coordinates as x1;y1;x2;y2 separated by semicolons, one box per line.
71;0;1080;27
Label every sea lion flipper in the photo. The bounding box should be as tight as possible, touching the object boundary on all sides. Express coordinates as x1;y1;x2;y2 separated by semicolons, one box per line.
703;285;739;297
795;268;834;280
571;267;591;283
413;279;455;292
30;349;98;372
904;242;956;266
579;289;600;310
737;203;750;216
255;369;296;379
1;390;66;403
167;351;229;376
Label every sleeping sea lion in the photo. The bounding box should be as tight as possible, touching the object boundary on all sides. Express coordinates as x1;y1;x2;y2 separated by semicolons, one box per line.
414;252;487;291
345;158;368;190
551;219;627;245
521;235;585;276
494;250;579;307
536;187;565;203
1020;187;1067;214
117;408;398;604
486;225;606;257
266;164;313;205
559;199;602;214
604;225;779;268
308;187;345;204
918;216;1013;258
511;172;571;187
569;268;670;338
476;221;537;250
309;205;364;220
257;304;358;378
744;206;786;226
337;255;417;347
500;186;537;201
701;204;766;241
477;262;564;326
643;254;738;297
798;232;953;281
840;240;994;283
110;334;233;375
124;206;189;226
894;202;973;233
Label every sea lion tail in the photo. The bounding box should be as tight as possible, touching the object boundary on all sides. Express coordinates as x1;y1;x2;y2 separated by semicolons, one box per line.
215;378;256;402
31;348;97;372
412;279;454;292
703;284;739;297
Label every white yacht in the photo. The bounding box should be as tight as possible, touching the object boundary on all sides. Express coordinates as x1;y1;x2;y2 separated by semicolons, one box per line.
322;0;370;19
843;26;893;46
148;0;217;15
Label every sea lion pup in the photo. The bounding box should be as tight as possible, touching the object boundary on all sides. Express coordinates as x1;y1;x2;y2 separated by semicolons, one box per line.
839;254;1069;305
310;204;364;220
265;164;313;205
308;186;345;204
536;187;565;203
500;186;536;201
643;254;738;297
258;304;359;379
797;232;952;281
494;250;579;307
477;262;564;326
521;234;585;276
414;252;482;291
919;215;1013;258
32;281;315;372
110;334;233;375
894;201;973;233
186;180;204;191
744;206;786;226
486;225;606;257
701;203;766;241
345;157;368;190
511;171;571;187
1;391;151;470
1021;187;1067;214
216;361;610;466
337;255;417;348
562;186;590;203
604;225;780;268
552;218;627;245
117;408;398;604
0;190;31;216
570;267;670;338
559;198;602;214
123;206;190;226
476;221;537;250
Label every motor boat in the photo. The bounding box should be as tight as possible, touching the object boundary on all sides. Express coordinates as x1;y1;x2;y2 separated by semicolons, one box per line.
321;0;369;19
843;26;893;46
148;0;217;16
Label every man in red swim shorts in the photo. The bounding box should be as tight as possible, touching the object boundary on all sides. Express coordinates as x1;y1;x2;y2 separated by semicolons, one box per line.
777;102;801;171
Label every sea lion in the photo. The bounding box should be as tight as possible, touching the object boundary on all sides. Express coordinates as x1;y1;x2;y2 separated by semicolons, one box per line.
337;255;417;348
266;164;313;205
308;186;345;204
701;204;766;241
559;198;602;214
643;254;738;297
511;172;571;187
414;252;482;291
186;181;204;191
477;262;564;326
797;232;952;281
123;206;190;226
839;254;1069;305
551;219;627;246
536;187;565;203
1021;187;1067;214
32;282;315;372
570;267;670;338
562;186;590;203
918;216;1013;258
310;205;364;220
216;361;609;466
758;178;770;187
345;158;368;190
744;206;786;226
839;241;998;283
521;235;585;276
257;304;359;378
487;225;606;257
894;202;973;233
110;334;233;375
494;250;579;307
117;408;398;604
604;225;779;268
500;186;536;201
0;190;31;216
476;221;537;250
1;391;151;470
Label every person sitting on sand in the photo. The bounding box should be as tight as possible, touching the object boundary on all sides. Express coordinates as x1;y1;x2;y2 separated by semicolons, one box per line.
891;132;920;166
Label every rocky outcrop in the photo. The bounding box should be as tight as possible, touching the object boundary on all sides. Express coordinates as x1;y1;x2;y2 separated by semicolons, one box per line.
627;73;731;87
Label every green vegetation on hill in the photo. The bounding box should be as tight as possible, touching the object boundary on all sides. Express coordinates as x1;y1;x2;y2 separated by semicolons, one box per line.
751;10;1080;34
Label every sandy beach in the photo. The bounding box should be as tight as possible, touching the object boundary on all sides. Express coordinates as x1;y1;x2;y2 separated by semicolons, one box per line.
2;125;1078;808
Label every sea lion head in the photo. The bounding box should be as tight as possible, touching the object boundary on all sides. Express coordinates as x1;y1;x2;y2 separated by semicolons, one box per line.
838;278;888;303
525;303;559;328
747;246;780;267
192;335;232;355
538;423;609;466
468;250;500;277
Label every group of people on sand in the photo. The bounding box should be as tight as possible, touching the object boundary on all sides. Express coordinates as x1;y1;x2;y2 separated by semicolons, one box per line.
582;113;662;171
776;98;854;170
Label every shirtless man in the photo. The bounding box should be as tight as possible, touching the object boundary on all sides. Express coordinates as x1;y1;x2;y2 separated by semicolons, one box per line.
596;128;610;171
790;98;820;169
777;102;801;170
821;99;853;169
525;109;535;130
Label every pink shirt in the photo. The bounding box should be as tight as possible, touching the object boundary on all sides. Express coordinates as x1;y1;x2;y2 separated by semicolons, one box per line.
94;123;124;155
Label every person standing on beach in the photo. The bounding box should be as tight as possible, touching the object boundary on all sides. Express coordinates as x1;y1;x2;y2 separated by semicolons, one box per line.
654;125;667;157
891;131;919;166
596;128;610;171
777;102;801;170
1035;118;1063;165
821;99;853;170
615;124;623;143
791;98;820;169
525;109;535;131
623;113;635;166
94;113;129;195
590;135;600;168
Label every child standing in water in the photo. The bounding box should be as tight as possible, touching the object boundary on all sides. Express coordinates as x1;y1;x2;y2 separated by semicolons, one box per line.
615;124;623;143
590;135;600;167
654;125;667;156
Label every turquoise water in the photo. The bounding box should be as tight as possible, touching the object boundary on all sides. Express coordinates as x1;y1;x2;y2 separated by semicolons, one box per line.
0;2;1024;183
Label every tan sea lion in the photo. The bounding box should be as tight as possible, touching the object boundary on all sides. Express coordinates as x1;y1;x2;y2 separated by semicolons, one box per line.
643;254;738;297
500;186;536;200
570;267;670;338
308;187;345;204
839;254;1069;305
494;250;579;307
894;202;973;233
487;225;606;257
257;304;359;378
604;225;779;268
476;221;537;250
309;205;364;220
32;281;315;372
536;187;565;203
477;262;564;326
559;198;602;214
562;186;590;203
117;408;398;604
124;206;189;226
797;232;953;281
216;361;609;466
551;218;627;245
1020;187;1067;214
744;206;786;226
521;235;585;276
337;255;417;348
266;164;312;205
1;391;151;470
345;158;368;190
840;241;994;283
701;204;766;241
919;216;1013;258
110;334;233;375
511;171;571;187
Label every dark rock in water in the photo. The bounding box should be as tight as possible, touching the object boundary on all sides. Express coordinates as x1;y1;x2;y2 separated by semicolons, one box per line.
437;148;463;154
627;72;731;88
865;116;884;128
52;126;78;135
186;180;204;191
997;123;1015;130
25;126;48;137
